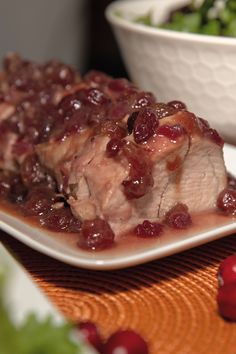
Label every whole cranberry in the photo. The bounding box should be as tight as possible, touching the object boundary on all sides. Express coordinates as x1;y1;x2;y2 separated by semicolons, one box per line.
135;220;163;237
103;330;149;354
78;321;103;351
218;254;236;286
167;100;186;110
133;107;159;144
164;203;192;229
217;282;236;321
217;188;236;215
79;218;115;250
106;138;125;158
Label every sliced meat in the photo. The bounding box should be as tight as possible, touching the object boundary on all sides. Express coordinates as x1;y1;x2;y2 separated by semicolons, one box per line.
0;131;18;171
36;110;227;234
0;54;228;240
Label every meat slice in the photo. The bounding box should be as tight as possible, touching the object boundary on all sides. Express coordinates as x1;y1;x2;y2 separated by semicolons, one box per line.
36;109;227;234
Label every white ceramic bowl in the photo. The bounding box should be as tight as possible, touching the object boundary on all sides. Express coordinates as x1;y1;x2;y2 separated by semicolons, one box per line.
106;0;236;144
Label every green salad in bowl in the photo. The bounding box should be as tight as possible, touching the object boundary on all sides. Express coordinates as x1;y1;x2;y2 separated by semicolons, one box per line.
135;0;236;37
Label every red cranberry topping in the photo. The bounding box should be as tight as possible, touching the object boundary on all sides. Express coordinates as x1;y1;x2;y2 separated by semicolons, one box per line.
108;78;133;92
40;207;81;232
154;102;178;119
106;138;125;158
164;203;192;229
79;218;115;250
100;120;127;139
78;322;103;351
44;60;76;86
59;93;82;118
122;143;154;199
167;100;187;110
228;173;236;190
132;92;156;109
198;117;210;132
217;188;236;215
133;107;159;144
20;154;53;188
0;171;27;202
157;124;186;141
23;186;56;216
84;70;111;88
198;117;224;147
103;330;149;354
7;61;43;92
217;282;236;321
218;254;236;287
122;175;154;199
79;88;110;107
205;128;224;147
108;100;130;121
135;220;163;237
127;111;139;134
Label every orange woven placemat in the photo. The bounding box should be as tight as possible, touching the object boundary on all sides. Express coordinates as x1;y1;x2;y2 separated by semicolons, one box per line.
1;231;236;354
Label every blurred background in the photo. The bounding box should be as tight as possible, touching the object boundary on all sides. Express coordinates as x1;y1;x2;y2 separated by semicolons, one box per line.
0;0;127;77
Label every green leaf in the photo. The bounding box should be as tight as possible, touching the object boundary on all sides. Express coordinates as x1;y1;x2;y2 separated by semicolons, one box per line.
161;12;201;33
224;18;236;36
228;0;236;12
134;12;152;26
219;8;235;25
201;20;221;35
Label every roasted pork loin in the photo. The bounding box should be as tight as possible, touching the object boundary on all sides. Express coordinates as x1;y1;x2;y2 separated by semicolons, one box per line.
0;54;229;249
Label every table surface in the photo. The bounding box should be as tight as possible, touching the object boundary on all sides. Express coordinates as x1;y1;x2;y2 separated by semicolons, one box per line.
1;230;236;354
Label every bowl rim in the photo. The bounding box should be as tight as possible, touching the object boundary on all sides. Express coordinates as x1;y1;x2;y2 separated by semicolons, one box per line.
105;0;236;47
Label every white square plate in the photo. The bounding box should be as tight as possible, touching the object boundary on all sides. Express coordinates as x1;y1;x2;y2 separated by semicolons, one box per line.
0;144;236;270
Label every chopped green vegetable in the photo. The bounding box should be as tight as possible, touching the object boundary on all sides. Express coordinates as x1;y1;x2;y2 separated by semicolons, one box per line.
223;18;236;36
134;12;152;26
201;19;221;35
132;0;236;38
160;12;201;33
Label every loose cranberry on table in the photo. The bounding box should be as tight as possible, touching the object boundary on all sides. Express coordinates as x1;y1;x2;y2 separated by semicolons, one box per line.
102;330;149;354
78;321;103;352
217;283;236;321
218;254;236;286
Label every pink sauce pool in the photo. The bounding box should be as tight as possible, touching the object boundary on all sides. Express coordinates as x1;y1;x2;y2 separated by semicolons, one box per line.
0;199;235;258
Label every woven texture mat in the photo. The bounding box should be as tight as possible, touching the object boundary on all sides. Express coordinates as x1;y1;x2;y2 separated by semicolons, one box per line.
1;231;236;354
